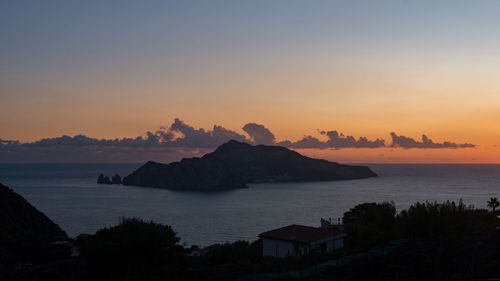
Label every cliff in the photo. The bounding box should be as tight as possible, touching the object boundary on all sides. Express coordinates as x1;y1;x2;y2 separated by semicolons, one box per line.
122;140;377;190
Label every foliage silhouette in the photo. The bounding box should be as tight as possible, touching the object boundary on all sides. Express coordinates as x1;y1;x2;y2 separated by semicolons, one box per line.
80;217;185;281
342;201;397;247
487;197;499;212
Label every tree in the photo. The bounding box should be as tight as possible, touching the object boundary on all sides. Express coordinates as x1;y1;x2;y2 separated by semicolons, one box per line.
342;201;396;247
487;197;499;212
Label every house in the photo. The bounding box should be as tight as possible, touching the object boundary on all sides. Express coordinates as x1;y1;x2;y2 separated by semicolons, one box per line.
259;224;346;258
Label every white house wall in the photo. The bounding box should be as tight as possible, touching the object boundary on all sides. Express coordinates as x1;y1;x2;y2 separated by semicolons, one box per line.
326;237;343;252
262;238;298;258
310;233;346;253
334;236;343;249
262;233;345;257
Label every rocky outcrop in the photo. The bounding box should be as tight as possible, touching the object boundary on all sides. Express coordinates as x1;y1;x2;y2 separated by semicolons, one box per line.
122;140;377;191
97;174;110;184
97;174;121;184
112;174;122;184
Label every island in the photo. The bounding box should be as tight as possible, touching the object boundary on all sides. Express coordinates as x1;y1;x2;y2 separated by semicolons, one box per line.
122;140;377;190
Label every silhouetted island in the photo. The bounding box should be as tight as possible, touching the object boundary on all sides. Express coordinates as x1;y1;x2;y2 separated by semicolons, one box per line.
122;140;377;190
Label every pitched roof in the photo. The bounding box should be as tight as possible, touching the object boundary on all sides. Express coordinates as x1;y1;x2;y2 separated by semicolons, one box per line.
259;224;344;244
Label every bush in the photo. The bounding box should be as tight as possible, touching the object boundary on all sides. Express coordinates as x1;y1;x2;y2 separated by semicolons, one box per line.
80;217;185;281
204;240;262;265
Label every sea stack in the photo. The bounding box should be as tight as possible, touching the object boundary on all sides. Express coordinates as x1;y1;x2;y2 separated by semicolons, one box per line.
97;174;121;184
111;174;122;184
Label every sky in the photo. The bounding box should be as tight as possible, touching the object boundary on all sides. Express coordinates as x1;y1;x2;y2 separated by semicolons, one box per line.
1;0;500;163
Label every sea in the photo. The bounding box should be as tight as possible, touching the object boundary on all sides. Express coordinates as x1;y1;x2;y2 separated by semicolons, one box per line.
0;163;499;247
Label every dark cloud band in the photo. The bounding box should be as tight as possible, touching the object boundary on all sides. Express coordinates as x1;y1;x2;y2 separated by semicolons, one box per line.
280;131;386;149
390;132;475;149
0;119;476;162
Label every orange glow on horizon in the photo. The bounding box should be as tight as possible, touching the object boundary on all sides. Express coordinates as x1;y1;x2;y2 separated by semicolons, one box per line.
294;146;500;164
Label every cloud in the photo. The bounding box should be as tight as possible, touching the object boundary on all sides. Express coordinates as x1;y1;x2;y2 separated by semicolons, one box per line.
165;118;248;147
321;130;386;148
390;132;476;149
242;123;276;144
278;136;328;149
23;134;162;148
281;131;385;149
19;119;249;149
0;119;476;162
0;139;20;146
0;119;251;162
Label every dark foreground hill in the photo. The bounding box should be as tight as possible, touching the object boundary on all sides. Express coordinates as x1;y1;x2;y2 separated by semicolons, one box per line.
0;183;67;253
122;140;377;190
0;182;69;280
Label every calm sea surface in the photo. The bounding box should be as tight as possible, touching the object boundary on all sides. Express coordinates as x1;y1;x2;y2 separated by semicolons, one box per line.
0;163;499;246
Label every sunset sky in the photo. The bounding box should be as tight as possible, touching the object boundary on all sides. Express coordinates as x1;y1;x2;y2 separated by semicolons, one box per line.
1;1;500;163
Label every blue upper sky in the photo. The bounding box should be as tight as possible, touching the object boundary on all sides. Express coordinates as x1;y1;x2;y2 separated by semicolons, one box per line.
3;0;499;77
